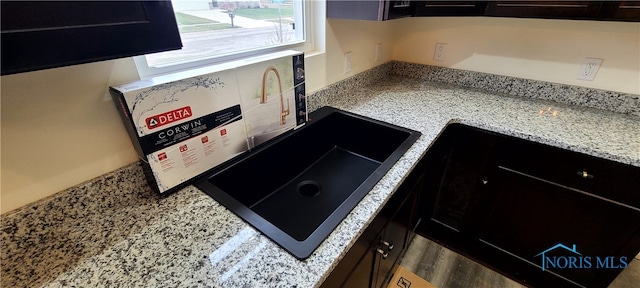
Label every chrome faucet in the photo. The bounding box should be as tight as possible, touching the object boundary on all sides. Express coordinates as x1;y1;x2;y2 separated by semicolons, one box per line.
261;66;290;125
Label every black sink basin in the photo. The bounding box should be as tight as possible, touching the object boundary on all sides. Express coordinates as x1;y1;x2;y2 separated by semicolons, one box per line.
196;106;420;259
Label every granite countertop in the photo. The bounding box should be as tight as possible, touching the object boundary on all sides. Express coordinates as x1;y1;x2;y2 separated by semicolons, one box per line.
2;71;639;288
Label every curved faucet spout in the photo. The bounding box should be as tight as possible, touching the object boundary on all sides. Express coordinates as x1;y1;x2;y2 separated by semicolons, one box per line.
261;66;290;125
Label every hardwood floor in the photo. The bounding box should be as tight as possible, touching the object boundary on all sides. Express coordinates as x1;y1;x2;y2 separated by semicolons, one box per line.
400;235;640;288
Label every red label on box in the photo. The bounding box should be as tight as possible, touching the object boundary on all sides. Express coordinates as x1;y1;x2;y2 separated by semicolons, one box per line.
145;106;193;129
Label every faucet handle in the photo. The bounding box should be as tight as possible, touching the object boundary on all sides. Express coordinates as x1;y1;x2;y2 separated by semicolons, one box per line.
281;98;290;125
283;98;290;116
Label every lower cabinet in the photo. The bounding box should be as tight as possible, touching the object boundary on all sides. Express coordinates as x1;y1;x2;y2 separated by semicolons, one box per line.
416;123;640;288
321;167;423;288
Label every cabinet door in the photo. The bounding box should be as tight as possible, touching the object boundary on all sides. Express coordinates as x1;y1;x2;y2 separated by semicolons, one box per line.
485;1;604;20
599;1;640;21
372;185;418;288
387;1;418;19
341;247;375;288
327;0;415;21
321;164;423;288
478;165;640;288
417;124;497;240
415;1;487;16
327;0;386;21
321;233;375;288
1;1;181;75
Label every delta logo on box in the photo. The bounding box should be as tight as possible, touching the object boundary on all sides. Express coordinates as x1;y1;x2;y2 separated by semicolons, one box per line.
145;106;193;129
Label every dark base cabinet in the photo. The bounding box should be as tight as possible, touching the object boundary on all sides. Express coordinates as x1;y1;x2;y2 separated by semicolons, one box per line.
321;165;423;288
416;123;640;288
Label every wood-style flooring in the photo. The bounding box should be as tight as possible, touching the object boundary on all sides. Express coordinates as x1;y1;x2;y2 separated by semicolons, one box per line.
400;235;640;288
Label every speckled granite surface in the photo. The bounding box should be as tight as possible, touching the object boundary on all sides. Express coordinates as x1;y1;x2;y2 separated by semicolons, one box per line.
391;61;640;117
2;64;639;288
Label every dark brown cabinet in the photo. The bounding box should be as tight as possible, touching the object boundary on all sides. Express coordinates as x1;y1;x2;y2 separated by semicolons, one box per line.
599;1;640;21
327;0;416;21
1;1;182;75
415;1;487;16
321;166;423;288
416;123;640;288
372;188;418;288
482;1;640;21
328;1;640;21
485;1;604;20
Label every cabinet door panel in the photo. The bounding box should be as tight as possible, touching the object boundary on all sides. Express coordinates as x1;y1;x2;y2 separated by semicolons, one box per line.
342;247;375;288
321;160;423;287
424;125;497;234
479;166;640;287
498;136;640;209
327;0;386;21
486;1;604;19
1;1;181;75
599;1;640;21
387;0;417;19
373;190;415;288
415;1;487;16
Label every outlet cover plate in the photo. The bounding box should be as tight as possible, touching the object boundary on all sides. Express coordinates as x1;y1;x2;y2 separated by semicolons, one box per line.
433;43;447;62
577;58;603;81
375;43;382;62
344;51;352;74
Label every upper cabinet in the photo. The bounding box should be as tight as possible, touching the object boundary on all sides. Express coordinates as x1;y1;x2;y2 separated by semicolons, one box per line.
1;1;182;76
327;0;416;21
599;1;640;21
327;1;640;22
485;1;604;20
415;1;487;16
484;0;640;21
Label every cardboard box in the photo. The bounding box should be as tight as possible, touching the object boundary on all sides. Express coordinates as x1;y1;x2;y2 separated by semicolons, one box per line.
110;51;306;193
387;265;437;288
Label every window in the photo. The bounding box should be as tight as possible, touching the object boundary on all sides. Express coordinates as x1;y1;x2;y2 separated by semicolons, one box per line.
135;0;311;78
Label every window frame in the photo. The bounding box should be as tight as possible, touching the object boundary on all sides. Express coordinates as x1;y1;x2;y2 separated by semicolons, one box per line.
134;0;316;79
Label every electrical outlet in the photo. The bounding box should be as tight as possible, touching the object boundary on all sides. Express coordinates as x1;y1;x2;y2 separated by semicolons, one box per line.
577;58;603;81
375;43;382;62
344;51;352;74
433;43;447;62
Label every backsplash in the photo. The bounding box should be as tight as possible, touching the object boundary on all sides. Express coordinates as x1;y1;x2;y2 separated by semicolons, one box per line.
306;62;393;113
391;61;640;117
308;61;640;117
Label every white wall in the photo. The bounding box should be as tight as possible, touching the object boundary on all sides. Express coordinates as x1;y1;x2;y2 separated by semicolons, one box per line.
2;16;639;214
393;17;640;94
304;19;395;92
1;59;141;213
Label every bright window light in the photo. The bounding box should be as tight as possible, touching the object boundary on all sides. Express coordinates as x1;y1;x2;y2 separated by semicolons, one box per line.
135;0;309;78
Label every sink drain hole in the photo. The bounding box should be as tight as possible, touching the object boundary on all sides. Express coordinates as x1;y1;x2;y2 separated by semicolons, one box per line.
297;180;321;197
